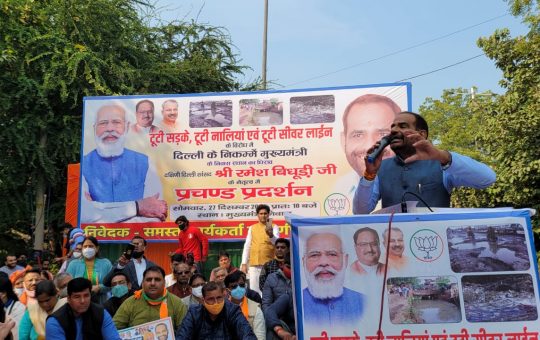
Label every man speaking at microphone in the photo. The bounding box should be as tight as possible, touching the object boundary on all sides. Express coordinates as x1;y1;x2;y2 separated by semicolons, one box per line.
353;111;496;214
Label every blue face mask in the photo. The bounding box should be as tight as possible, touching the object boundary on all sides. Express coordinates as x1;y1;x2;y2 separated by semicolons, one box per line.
111;284;129;298
230;286;246;300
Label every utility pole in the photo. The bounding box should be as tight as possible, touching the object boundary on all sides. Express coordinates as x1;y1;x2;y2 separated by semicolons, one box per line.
262;0;268;90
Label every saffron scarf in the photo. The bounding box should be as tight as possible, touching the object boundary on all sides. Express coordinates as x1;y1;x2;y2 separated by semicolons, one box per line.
240;296;249;320
134;288;169;319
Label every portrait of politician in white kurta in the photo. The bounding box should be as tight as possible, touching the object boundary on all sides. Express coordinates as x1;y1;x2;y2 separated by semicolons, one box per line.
80;103;167;223
301;231;365;335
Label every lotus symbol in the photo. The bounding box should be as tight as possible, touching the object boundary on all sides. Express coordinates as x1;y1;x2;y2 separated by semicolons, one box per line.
324;193;350;216
413;235;438;259
328;198;346;216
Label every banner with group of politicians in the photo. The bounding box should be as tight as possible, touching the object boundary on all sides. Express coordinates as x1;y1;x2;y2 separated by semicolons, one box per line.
79;83;411;241
289;209;539;339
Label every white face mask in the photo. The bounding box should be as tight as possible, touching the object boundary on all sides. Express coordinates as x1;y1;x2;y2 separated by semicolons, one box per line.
14;288;24;297
72;251;82;259
82;248;96;259
191;286;202;298
192;286;203;298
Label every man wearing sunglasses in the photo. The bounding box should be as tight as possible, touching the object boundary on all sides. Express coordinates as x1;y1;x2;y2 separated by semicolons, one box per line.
167;262;192;299
224;271;265;339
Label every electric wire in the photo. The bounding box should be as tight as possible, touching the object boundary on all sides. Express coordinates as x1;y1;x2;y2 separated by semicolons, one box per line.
280;13;507;88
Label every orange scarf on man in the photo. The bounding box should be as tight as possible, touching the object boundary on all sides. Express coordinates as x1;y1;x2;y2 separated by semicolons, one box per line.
240;296;249;320
134;288;169;319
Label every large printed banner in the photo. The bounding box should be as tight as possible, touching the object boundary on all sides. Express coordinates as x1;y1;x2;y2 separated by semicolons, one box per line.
79;83;410;241
289;209;540;339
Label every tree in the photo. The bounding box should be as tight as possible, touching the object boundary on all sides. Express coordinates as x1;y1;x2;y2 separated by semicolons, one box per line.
0;0;259;259
476;0;540;223
420;0;540;229
419;88;496;160
435;276;451;289
419;88;499;209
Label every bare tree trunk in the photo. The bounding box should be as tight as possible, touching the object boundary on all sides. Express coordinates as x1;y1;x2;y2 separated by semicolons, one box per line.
33;133;47;251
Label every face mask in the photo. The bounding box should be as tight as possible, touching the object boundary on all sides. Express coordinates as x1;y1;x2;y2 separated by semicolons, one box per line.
192;286;203;298
282;266;292;279
204;300;225;316
179;224;187;231
132;251;144;259
82;248;96;259
14;288;24;297
72;251;82;259
59;287;68;298
230;286;246;300
111;284;129;298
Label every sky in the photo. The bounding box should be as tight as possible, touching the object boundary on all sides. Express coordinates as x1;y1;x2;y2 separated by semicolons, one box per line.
156;0;528;111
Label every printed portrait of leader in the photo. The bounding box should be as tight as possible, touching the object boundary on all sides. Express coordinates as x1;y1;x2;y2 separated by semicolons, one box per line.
155;322;169;340
157;99;182;133
383;227;409;271
334;94;402;203
301;231;365;335
80;103;168;223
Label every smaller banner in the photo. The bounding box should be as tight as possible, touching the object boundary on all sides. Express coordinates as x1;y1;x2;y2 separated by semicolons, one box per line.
118;317;174;340
289;209;539;339
82;220;291;242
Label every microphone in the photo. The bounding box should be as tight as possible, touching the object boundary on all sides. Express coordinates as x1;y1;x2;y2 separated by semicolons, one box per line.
401;200;408;213
367;135;393;163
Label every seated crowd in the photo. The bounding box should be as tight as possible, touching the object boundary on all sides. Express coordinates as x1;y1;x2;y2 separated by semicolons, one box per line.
0;234;295;339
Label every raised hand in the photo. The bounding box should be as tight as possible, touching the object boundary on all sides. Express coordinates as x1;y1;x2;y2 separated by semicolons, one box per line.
402;131;450;165
363;141;384;175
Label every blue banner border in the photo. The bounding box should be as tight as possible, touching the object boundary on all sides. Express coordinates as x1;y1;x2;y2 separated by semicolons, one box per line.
288;209;536;340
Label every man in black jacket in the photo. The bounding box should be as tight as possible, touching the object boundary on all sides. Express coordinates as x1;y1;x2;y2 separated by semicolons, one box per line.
265;292;296;340
261;253;291;311
176;281;257;339
258;238;290;292
103;272;134;317
46;277;120;339
103;236;156;290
